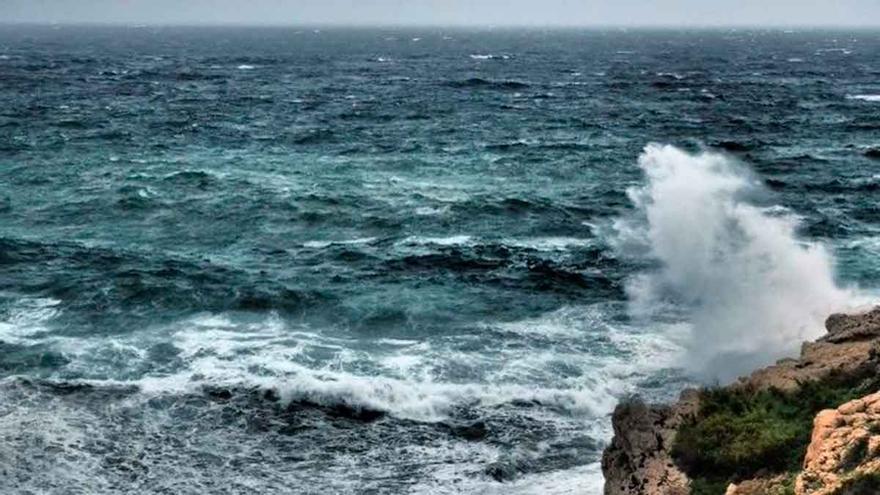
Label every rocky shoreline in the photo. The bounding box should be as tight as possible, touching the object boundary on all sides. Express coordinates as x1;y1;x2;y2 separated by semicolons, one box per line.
602;307;880;495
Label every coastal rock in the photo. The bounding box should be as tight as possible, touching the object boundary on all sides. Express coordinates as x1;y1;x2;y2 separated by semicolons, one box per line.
795;391;880;495
739;307;880;392
822;307;880;343
602;306;880;494
724;474;791;495
601;390;698;495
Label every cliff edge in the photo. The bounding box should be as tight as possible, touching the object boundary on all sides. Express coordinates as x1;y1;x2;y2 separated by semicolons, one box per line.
602;307;880;495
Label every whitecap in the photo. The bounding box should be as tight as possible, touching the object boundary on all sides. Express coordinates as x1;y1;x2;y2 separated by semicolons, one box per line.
847;94;880;102
469;54;510;60
397;235;472;247
302;237;376;249
501;237;593;252
236;64;256;70
414;205;449;216
656;72;684;80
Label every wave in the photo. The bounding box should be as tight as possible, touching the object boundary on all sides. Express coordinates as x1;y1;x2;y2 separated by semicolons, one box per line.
0;237;333;318
500;237;594;252
615;144;862;380
161;169;219;189
302;237;377;249
469;54;511;61
3;299;683;423
0;372;611;494
397;235;473;247
847;94;880;102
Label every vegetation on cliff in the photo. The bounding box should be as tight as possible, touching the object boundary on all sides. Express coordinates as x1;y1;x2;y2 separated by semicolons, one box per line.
672;371;880;495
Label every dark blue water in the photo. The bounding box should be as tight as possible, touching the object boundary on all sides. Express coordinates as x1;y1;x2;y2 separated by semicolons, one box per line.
1;26;879;494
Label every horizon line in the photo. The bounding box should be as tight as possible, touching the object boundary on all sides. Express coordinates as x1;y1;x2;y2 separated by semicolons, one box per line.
2;21;880;30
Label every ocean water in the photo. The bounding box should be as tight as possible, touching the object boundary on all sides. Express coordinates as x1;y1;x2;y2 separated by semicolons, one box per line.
1;26;880;494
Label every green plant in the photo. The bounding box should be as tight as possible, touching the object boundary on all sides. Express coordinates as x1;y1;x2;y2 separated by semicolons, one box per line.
673;371;880;495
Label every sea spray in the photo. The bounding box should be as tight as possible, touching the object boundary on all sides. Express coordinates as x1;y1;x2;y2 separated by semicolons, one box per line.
617;144;854;380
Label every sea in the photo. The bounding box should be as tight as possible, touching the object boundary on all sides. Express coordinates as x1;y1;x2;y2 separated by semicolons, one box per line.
1;25;879;494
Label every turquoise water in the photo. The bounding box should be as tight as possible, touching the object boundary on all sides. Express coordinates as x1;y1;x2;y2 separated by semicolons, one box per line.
1;26;879;493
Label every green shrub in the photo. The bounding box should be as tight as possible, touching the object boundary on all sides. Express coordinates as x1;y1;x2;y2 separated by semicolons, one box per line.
673;372;880;495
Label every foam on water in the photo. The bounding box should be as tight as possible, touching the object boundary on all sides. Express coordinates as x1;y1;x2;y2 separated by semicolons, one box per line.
500;237;594;252
302;237;377;248
6;300;682;427
398;235;473;247
847;94;880;102
0;296;61;343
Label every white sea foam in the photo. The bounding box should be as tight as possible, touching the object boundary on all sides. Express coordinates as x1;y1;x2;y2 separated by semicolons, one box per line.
0;296;61;343
154;310;626;421
501;237;593;252
414;205;449;216
302;237;376;249
656;72;685;80
412;457;604;495
27;299;681;426
398;235;472;247
236;64;255;70
470;54;510;60
848;94;880;102
616;144;860;380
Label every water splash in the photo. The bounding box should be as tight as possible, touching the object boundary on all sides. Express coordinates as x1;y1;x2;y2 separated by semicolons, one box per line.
617;144;855;381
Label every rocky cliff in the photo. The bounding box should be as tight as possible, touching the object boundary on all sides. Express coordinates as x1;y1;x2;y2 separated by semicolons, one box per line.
602;307;880;495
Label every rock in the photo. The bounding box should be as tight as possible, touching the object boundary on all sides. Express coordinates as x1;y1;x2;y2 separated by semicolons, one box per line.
823;307;880;343
725;474;792;495
601;390;698;495
485;460;518;482
795;391;880;495
865;148;880;160
737;307;880;392
602;306;880;494
739;339;880;392
447;420;489;441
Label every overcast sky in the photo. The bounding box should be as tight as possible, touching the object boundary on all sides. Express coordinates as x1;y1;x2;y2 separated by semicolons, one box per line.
3;0;879;27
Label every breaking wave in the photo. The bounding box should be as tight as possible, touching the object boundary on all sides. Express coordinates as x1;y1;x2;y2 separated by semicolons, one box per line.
616;144;860;380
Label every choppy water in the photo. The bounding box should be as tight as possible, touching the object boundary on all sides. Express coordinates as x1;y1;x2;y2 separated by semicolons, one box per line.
1;26;880;494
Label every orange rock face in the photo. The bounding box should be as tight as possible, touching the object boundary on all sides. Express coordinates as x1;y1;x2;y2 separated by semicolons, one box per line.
795;392;880;495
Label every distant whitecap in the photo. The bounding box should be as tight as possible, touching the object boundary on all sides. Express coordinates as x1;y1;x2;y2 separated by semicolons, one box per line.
848;94;880;102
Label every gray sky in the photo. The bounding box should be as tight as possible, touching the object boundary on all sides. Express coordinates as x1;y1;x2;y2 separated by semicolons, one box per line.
3;0;879;27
